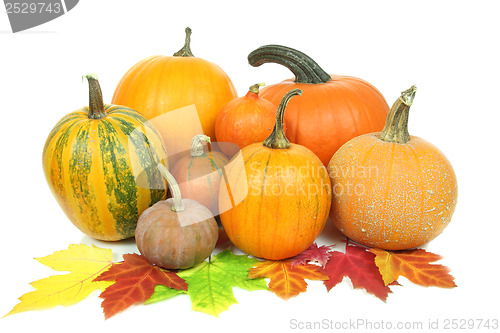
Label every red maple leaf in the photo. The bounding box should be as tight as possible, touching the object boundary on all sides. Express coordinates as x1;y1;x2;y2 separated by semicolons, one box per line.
94;253;188;319
322;241;392;301
290;242;335;269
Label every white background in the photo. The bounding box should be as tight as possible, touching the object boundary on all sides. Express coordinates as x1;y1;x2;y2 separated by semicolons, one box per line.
1;1;499;332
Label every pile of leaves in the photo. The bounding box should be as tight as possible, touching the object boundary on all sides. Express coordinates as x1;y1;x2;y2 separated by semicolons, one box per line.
4;236;455;319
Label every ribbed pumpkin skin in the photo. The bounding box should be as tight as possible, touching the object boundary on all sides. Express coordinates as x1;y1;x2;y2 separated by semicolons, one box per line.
170;151;229;215
260;75;389;166
215;89;277;157
135;198;219;269
219;143;332;260
328;133;458;250
112;56;237;140
42;105;167;241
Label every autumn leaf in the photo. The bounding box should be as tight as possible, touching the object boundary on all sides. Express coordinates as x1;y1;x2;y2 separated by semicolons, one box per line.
248;259;329;300
148;248;267;317
322;243;392;301
4;244;113;317
290;243;335;269
94;253;187;319
370;248;456;288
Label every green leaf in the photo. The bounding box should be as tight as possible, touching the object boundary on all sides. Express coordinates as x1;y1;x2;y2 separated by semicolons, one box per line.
146;248;268;316
145;285;187;305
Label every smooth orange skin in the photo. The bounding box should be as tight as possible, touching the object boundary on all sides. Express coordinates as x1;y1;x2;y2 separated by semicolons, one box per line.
170;151;229;216
260;75;389;166
328;133;458;250
215;90;277;157
112;55;237;140
219;143;332;260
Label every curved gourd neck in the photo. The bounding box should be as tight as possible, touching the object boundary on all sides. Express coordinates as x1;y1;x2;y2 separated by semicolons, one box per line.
263;88;302;149
248;45;330;84
84;74;106;119
157;164;185;212
379;85;417;144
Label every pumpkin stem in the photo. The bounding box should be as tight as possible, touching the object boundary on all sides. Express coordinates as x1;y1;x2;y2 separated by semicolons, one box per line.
263;88;302;149
249;82;265;94
379;85;417;144
84;74;106;119
173;27;194;57
248;45;330;84
157;163;185;212
191;134;211;157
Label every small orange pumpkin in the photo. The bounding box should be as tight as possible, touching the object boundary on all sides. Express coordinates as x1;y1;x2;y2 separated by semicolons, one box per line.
327;86;458;250
219;89;332;260
170;134;229;216
135;164;218;269
248;45;389;166
215;83;277;157
112;27;237;147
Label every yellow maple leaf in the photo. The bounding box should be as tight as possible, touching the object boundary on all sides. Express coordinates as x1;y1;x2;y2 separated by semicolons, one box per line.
4;244;113;317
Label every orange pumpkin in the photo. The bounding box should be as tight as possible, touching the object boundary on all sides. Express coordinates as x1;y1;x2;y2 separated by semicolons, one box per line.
112;27;237;150
170;134;229;216
219;89;332;260
248;45;389;166
215;83;277;157
327;86;458;250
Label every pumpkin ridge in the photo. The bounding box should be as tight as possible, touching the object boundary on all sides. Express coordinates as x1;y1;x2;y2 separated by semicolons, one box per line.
70;121;102;235
258;151;273;257
381;143;397;241
407;144;425;243
343;140;382;236
99;119;139;238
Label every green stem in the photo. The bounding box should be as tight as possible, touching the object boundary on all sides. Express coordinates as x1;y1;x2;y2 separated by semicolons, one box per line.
248;45;330;84
157;163;185;212
263;88;302;149
84;74;106;119
173;27;194;57
191;134;211;157
249;82;265;94
379;85;417;144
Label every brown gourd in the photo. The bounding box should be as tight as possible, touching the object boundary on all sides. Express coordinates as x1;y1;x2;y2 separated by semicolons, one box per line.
135;164;219;269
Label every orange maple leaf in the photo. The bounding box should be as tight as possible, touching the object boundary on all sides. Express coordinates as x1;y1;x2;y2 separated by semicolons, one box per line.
248;259;328;300
370;248;456;288
94;253;188;319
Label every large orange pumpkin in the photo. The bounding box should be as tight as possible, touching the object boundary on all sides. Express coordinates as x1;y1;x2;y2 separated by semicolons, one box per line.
112;27;237;151
215;83;277;157
327;86;458;250
248;45;389;166
219;89;332;260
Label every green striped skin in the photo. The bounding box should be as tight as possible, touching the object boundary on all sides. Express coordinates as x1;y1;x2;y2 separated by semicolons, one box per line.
42;105;167;241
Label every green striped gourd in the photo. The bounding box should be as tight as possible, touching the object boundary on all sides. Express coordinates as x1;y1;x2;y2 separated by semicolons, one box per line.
42;74;168;241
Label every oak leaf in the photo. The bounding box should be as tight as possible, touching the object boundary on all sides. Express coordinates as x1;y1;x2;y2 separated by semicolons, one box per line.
290;242;335;269
4;244;113;317
370;248;456;288
322;243;392;301
248;259;328;300
94;253;187;319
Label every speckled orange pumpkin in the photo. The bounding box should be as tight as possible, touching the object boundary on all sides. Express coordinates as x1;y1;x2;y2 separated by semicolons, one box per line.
327;86;457;250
